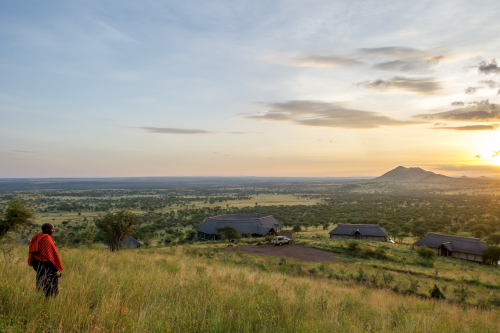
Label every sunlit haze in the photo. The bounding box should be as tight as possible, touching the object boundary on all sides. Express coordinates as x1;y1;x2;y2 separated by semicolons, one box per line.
2;0;500;177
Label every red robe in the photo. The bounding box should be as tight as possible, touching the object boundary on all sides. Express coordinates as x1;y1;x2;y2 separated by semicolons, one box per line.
28;233;63;271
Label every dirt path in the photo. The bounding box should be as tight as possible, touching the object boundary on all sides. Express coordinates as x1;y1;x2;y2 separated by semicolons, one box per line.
230;244;341;262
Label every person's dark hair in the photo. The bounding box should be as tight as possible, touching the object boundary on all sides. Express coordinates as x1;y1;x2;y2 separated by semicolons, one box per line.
41;223;54;232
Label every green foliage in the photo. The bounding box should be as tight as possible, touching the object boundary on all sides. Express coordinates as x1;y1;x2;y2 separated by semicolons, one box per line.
347;241;359;251
416;246;436;260
488;293;500;307
292;225;302;233
416;246;436;267
473;230;485;239
429;284;446;299
487;234;500;246
0;199;33;240
185;229;196;241
215;225;241;240
481;246;500;264
454;284;474;303
94;210;141;252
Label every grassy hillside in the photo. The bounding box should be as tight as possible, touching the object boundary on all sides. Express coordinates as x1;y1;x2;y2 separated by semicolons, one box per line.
1;244;499;332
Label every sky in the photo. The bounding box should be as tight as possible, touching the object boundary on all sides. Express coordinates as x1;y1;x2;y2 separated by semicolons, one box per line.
1;0;500;178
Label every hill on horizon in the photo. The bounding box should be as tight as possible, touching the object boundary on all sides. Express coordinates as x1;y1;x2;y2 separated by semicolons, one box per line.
371;166;451;183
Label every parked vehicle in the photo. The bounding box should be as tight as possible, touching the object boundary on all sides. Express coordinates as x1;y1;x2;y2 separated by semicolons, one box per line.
271;236;291;245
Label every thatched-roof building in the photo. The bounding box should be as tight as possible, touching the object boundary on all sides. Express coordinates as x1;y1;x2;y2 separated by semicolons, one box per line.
103;236;142;249
196;214;282;240
329;224;388;242
414;233;488;263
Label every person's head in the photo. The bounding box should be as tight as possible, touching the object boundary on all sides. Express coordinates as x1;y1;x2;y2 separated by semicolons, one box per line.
41;223;55;235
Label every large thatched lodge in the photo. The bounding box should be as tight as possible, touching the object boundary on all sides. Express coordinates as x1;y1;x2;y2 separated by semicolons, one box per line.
196;214;283;240
329;224;388;242
413;233;488;263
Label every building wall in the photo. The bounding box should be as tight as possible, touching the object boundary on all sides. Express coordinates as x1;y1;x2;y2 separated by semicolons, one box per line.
435;248;483;262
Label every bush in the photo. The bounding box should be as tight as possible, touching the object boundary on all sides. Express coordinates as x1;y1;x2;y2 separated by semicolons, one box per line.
374;248;388;259
481;246;500;265
416;246;436;267
347;241;360;251
429;284;446;299
417;246;436;260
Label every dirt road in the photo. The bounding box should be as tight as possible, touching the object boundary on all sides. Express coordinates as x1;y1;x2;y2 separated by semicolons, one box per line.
230;244;338;262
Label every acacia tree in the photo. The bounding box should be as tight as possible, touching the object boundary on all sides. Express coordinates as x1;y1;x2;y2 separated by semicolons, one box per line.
95;210;141;251
0;199;33;240
215;225;241;240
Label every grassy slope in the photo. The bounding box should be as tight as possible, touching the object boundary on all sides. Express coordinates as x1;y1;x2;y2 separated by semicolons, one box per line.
1;245;499;332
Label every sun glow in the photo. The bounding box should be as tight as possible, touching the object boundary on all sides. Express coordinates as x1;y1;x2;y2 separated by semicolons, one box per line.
475;133;500;166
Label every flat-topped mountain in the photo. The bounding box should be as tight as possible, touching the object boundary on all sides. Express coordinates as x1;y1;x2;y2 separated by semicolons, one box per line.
372;166;451;183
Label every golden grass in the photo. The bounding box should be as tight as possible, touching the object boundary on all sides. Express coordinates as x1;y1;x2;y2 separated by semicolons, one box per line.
1;245;499;332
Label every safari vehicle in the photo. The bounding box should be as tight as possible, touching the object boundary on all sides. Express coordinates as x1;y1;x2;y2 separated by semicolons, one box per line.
271;236;291;245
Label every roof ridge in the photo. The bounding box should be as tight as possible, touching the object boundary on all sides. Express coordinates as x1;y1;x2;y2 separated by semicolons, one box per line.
428;232;481;242
338;224;380;226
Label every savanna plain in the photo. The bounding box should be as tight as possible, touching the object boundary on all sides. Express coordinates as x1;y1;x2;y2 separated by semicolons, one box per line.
1;174;500;332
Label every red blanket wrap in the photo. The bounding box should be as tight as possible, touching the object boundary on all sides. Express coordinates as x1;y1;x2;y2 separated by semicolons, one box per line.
28;233;63;271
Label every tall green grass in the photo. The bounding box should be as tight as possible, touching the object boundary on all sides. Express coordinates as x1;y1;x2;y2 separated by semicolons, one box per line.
1;245;499;332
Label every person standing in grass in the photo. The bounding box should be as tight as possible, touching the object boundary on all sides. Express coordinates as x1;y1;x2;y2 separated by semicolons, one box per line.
28;223;63;297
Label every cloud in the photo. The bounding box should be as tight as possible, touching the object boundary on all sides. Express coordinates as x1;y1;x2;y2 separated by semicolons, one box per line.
138;127;265;135
478;59;500;75
451;101;464;106
372;55;444;72
355;77;443;95
479;80;499;88
431;124;499;131
464;87;481;94
242;100;422;129
291;55;362;67
99;118;118;122
279;46;446;72
414;100;500;122
10;150;34;153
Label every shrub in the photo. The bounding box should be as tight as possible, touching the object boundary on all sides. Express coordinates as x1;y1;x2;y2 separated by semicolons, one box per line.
429;284;446;299
454;284;474;304
488;293;500;307
416;246;436;267
347;241;360;251
481;246;500;265
407;276;420;294
417;246;436;260
374;248;388;259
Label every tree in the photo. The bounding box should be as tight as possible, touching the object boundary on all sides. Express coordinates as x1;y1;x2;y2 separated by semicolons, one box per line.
487;234;500;246
185;229;196;241
481;246;500;265
0;198;33;240
215;225;241;240
292;225;302;233
322;222;330;230
95;210;141;252
412;226;427;240
473;230;485;239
